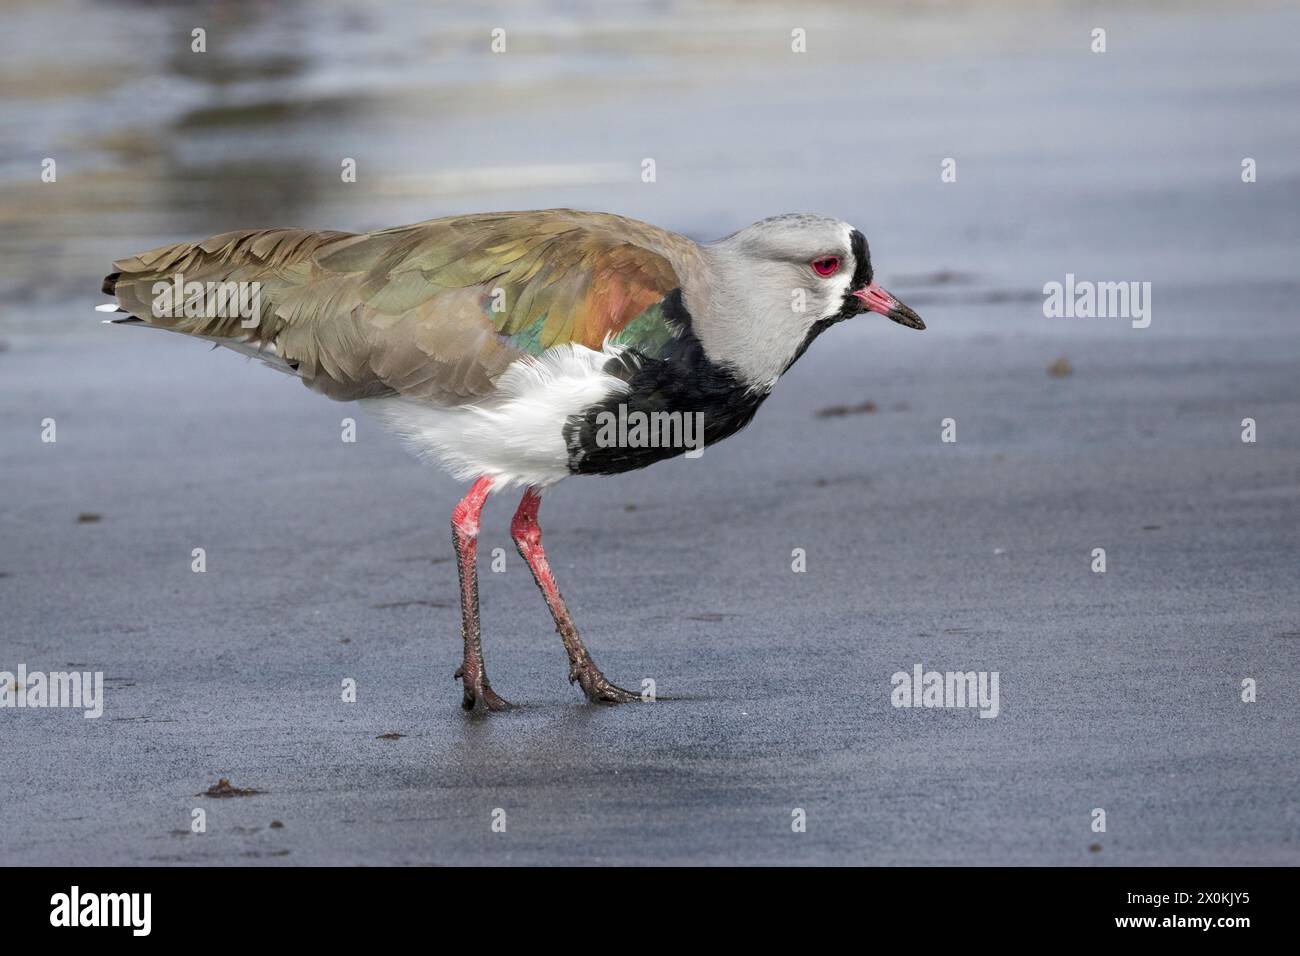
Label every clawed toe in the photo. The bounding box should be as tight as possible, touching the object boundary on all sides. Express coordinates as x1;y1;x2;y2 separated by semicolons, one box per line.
589;683;642;705
461;683;514;712
456;666;514;712
571;666;642;705
478;685;515;711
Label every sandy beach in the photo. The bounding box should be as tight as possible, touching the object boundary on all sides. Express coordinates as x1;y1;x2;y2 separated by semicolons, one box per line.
1;0;1297;864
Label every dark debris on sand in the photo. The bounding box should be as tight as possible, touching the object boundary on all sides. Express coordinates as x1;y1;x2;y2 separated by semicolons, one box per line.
199;778;265;798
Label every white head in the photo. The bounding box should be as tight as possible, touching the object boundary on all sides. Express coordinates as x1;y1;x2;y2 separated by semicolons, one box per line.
684;214;923;390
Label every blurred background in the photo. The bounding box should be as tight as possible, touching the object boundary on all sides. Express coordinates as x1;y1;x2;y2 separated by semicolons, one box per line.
4;0;1296;344
2;0;1298;864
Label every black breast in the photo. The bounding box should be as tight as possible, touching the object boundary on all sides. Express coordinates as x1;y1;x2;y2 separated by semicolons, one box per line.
564;290;770;475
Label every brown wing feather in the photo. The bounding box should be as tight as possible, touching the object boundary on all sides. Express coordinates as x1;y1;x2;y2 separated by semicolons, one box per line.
105;210;693;404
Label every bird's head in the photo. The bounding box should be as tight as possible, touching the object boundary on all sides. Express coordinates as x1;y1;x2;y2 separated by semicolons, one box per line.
689;214;924;390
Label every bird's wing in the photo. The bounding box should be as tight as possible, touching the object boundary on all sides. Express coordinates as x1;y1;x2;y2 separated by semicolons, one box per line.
105;209;692;403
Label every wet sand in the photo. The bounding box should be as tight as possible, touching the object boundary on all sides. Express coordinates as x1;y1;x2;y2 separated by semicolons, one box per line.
2;1;1298;864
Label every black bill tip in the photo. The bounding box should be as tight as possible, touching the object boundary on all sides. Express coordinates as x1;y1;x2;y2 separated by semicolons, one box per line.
888;303;926;331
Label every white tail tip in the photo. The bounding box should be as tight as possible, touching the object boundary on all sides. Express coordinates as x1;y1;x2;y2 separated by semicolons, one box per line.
95;303;120;313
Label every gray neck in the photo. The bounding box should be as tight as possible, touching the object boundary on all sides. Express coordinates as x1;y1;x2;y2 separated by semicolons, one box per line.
679;240;832;391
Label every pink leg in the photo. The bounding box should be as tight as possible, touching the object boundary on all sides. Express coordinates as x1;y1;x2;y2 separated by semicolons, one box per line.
451;476;511;711
512;488;639;704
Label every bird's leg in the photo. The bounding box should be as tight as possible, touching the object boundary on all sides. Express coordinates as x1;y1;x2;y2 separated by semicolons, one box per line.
511;488;640;704
451;476;512;711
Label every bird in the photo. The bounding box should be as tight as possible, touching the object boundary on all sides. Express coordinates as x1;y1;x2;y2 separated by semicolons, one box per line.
100;208;925;711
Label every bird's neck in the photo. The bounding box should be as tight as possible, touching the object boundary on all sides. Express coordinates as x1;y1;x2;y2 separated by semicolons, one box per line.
683;246;820;391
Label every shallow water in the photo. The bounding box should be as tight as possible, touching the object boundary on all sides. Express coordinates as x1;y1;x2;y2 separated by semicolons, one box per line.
4;0;1298;346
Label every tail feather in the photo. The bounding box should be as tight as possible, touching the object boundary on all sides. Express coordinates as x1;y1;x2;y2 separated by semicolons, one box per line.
100;227;379;395
99;266;297;375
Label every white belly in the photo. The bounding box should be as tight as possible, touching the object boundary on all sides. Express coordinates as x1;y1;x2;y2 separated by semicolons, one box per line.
361;342;629;490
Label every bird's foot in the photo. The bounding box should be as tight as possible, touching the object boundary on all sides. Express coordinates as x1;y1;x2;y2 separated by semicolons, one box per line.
455;665;514;712
570;663;641;704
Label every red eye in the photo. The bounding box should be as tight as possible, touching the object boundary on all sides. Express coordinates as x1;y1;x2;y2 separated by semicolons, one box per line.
811;256;840;277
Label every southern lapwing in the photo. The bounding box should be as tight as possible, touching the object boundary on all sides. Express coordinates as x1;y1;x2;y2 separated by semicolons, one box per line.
101;209;924;711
